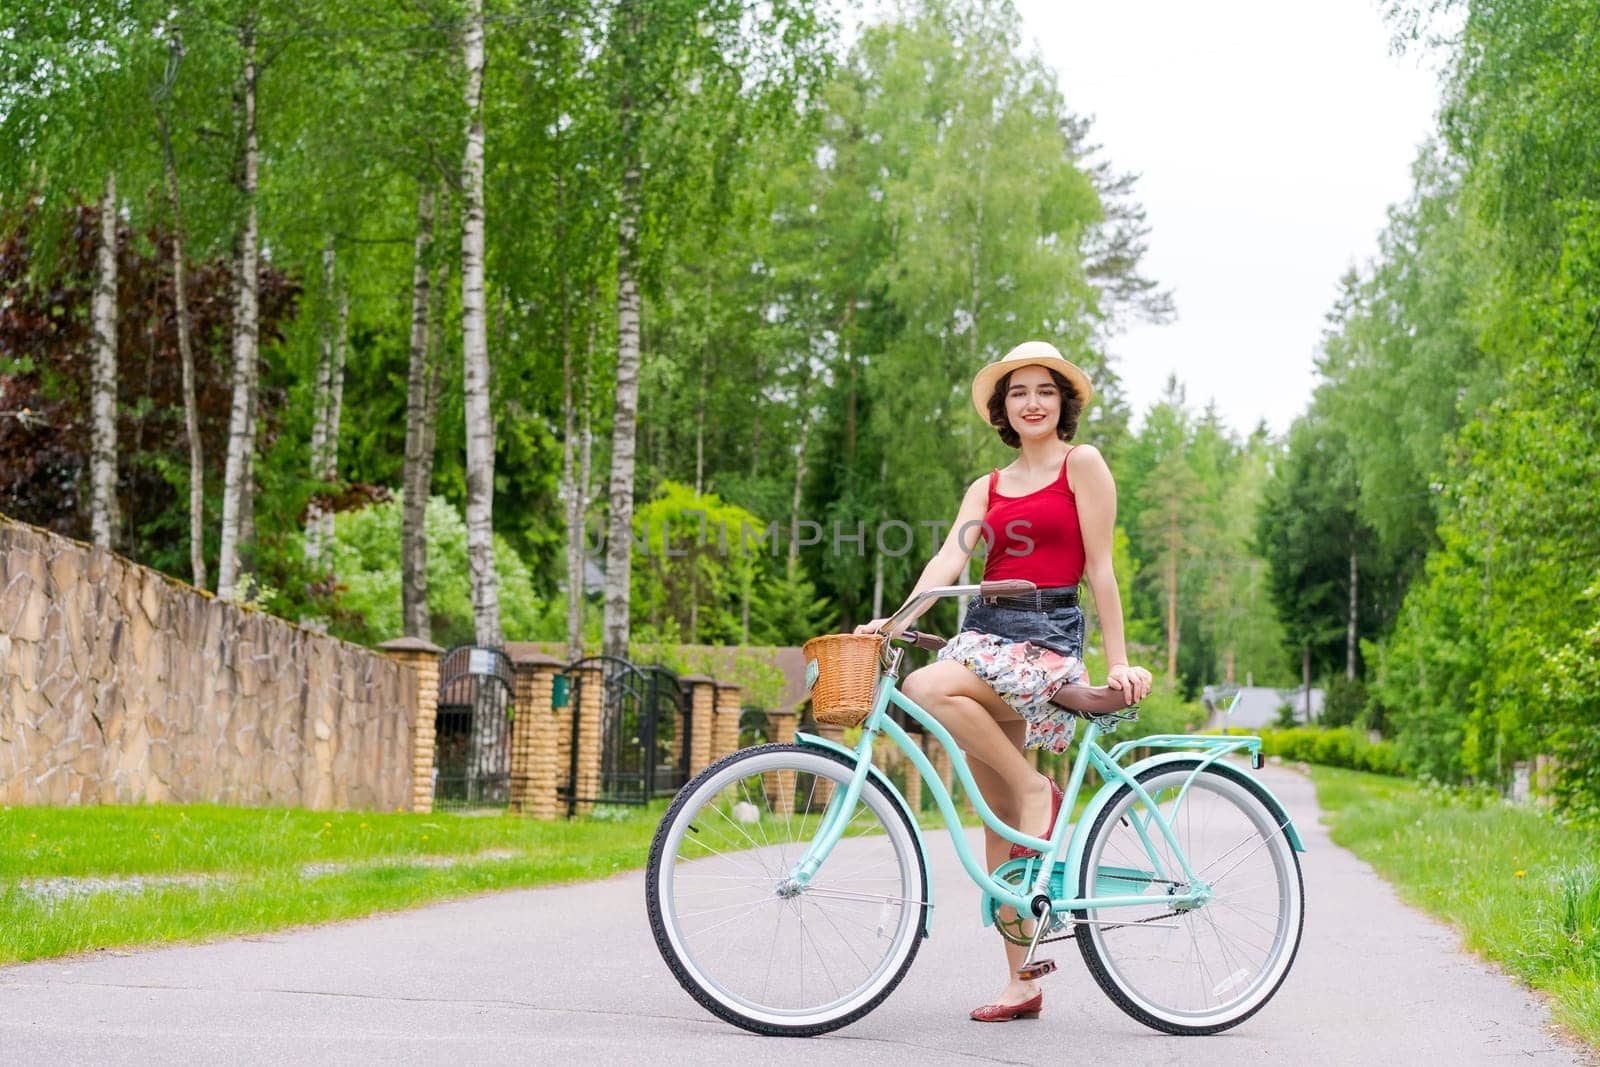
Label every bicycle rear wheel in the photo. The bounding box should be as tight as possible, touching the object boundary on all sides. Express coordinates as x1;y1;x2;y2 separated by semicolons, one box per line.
1075;760;1303;1035
645;743;928;1036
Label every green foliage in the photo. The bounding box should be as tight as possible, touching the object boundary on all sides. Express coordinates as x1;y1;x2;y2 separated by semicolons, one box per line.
1542;586;1600;825
629;481;765;645
1256;416;1388;681
1257;726;1405;778
1321;677;1368;729
330;496;554;648
1254;0;1600;817
749;564;833;647
0;199;300;571
1112;381;1289;694
626;641;790;712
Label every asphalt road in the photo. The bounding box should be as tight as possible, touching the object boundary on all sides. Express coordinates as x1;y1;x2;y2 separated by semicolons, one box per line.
1;763;1591;1065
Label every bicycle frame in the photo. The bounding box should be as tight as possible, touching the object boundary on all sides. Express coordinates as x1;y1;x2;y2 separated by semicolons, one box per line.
787;670;1276;919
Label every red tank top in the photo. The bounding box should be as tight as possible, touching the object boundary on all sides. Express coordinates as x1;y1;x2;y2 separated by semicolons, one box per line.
980;448;1085;586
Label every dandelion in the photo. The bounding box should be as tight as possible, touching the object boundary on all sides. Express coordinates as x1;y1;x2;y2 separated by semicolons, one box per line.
421;834;430;841
1514;869;1526;878
323;821;332;829
359;822;370;830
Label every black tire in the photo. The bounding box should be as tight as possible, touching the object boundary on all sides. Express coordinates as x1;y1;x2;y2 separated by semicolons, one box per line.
645;743;928;1036
1074;759;1304;1035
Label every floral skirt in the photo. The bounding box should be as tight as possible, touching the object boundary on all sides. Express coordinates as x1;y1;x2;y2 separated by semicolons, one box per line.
935;598;1089;754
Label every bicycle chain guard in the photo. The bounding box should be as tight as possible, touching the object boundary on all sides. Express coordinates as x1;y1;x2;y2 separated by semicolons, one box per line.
987;858;1185;946
987;858;1074;947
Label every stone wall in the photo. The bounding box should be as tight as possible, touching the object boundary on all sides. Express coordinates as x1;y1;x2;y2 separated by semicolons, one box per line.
0;513;418;810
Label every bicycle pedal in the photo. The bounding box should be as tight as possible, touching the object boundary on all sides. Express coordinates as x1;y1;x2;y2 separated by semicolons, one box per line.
1015;959;1057;980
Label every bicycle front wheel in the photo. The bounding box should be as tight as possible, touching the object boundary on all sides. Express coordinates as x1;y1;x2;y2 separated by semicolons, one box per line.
1075;760;1304;1035
645;743;928;1036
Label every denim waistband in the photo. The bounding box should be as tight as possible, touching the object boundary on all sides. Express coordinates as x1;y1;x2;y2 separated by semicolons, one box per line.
980;585;1079;610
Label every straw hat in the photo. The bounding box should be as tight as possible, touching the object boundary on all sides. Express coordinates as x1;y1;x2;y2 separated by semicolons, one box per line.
970;340;1094;421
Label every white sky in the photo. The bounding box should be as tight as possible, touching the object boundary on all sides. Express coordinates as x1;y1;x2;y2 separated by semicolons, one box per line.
1010;0;1443;436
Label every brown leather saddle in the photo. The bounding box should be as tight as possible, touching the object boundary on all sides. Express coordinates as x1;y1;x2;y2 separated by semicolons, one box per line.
897;629;1138;719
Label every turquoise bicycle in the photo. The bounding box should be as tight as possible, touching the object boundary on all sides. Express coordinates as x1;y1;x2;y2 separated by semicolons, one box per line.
645;580;1305;1036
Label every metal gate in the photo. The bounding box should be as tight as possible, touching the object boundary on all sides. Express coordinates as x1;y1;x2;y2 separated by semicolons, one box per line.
433;645;514;810
563;656;691;814
641;665;691;800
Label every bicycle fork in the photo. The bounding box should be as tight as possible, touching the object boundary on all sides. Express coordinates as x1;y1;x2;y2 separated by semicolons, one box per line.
784;738;880;888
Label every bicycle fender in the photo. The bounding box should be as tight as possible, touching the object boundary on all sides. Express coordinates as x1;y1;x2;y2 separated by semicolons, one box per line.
794;730;935;937
1063;753;1306;882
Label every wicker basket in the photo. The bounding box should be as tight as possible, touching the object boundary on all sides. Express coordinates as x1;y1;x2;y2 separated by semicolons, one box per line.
802;633;886;727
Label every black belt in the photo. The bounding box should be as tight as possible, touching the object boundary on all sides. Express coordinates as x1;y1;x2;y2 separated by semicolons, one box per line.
982;586;1079;610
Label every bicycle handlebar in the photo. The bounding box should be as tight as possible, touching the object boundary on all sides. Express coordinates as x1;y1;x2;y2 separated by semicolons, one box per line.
878;579;1040;636
893;629;947;652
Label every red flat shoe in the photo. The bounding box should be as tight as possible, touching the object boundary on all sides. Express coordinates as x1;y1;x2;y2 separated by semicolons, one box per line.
1010;775;1065;860
970;992;1043;1022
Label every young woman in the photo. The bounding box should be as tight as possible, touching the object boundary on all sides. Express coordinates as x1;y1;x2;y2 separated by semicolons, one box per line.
855;339;1153;1022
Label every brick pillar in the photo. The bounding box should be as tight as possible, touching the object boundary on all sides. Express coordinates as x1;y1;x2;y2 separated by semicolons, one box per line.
670;678;695;770
508;650;564;819
764;709;799;815
902;736;924;816
813;723;846;804
379;637;444;814
572;662;604;815
928;741;955;811
713;683;742;762
681;675;716;777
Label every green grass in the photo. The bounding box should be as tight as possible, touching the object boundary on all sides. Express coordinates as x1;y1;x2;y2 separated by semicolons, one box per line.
1309;765;1600;1047
0;801;667;964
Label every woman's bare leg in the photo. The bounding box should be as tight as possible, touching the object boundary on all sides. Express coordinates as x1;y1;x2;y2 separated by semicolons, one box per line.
903;662;1053;1008
963;742;1049;1005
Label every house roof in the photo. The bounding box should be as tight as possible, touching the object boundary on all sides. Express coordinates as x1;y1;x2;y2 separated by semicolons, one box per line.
1201;685;1325;730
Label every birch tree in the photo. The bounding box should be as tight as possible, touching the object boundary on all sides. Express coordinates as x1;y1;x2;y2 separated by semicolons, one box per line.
597;0;830;659
151;29;207;588
217;23;261;601
89;170;119;549
304;243;348;572
1;1;165;553
402;185;441;639
457;0;500;646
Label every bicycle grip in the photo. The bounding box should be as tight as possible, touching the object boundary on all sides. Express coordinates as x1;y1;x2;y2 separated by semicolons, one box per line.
978;579;1037;598
896;629;947;652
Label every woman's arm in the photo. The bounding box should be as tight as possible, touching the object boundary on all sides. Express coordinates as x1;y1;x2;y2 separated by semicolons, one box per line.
854;476;989;634
1071;445;1152;702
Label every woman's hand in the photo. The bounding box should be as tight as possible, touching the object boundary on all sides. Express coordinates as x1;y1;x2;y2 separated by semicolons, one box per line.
1106;663;1153;705
854;618;907;638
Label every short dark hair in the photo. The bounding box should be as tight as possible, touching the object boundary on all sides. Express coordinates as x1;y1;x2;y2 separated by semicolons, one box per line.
987;367;1082;447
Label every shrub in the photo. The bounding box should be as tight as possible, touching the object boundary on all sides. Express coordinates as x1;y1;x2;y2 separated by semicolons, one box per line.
330;494;554;647
1322;677;1368;728
1313;728;1356;768
1256;726;1407;777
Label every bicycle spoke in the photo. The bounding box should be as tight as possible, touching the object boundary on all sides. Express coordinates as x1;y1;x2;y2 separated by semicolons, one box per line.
652;746;924;1029
807;898;876;976
1076;764;1301;1032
